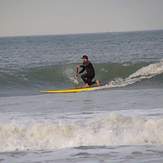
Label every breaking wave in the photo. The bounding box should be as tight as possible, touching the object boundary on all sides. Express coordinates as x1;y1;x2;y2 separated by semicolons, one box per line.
1;113;163;152
0;61;163;90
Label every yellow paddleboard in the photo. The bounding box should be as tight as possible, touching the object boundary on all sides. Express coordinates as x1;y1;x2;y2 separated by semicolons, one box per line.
40;85;109;94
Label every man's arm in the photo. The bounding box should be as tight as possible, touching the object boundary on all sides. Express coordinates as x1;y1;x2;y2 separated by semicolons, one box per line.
76;65;85;77
79;65;85;74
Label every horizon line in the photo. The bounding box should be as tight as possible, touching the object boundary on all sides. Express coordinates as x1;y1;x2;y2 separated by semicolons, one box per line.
0;28;163;38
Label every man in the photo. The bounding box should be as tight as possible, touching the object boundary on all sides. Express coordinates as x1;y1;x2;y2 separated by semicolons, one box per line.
76;55;100;87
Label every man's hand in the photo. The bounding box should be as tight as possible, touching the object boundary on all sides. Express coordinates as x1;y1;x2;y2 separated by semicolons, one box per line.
76;65;80;69
75;73;79;78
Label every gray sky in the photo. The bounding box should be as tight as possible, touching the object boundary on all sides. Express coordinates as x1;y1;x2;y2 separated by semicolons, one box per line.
0;0;163;36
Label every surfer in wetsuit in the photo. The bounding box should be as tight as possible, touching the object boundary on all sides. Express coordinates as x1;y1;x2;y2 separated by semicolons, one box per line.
76;55;100;87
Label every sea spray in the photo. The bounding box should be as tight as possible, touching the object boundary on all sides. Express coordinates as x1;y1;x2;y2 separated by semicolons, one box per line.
108;61;163;88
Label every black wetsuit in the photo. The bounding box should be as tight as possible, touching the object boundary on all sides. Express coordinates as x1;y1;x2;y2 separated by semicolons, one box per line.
79;61;95;85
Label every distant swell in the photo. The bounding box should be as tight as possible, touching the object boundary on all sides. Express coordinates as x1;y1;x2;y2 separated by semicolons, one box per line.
0;61;163;90
1;113;163;152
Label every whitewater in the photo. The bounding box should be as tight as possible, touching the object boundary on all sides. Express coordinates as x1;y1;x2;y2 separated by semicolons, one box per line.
0;30;163;163
1;111;163;152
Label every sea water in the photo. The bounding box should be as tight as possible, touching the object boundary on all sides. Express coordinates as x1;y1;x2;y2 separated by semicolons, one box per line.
0;30;163;162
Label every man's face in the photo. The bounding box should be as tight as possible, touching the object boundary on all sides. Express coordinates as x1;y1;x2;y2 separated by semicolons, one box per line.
82;58;88;63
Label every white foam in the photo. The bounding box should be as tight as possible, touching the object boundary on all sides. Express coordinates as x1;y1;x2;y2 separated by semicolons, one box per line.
108;61;163;88
1;113;163;152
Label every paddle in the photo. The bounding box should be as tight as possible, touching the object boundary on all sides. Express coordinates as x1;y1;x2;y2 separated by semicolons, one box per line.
74;65;80;85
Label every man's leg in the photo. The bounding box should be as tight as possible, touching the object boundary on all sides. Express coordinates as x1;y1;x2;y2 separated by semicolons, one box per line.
81;74;90;87
87;77;93;86
88;77;100;86
81;74;88;84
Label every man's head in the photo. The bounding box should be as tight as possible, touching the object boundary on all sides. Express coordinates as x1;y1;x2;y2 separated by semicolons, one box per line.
81;55;88;63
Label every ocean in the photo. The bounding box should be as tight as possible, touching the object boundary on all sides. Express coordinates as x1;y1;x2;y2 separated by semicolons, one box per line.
0;30;163;163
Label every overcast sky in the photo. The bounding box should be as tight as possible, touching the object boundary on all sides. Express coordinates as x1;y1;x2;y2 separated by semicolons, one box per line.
0;0;163;36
